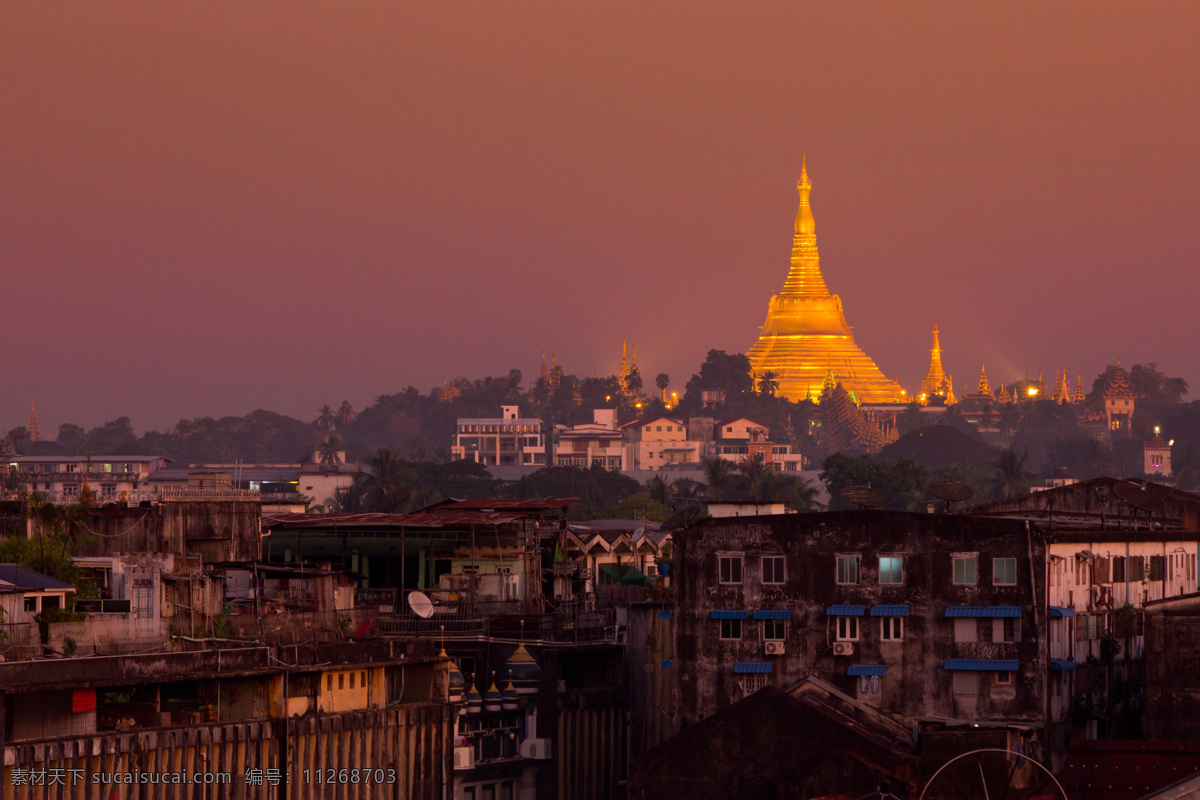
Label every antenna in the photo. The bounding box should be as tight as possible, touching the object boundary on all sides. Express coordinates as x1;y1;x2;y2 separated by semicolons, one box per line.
407;590;435;619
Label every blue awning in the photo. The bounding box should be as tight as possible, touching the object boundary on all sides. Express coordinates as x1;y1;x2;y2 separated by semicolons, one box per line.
944;659;1020;672
657;610;673;618
753;609;792;620
1049;606;1076;618
734;661;773;674
945;606;1022;618
710;610;748;620
847;664;887;677
870;605;910;617
1050;659;1076;671
826;605;866;616
660;660;672;668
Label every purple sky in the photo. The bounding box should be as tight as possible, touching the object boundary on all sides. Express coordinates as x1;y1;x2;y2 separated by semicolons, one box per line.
4;2;1199;434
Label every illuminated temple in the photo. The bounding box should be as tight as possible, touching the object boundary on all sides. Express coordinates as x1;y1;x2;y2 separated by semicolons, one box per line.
747;162;907;404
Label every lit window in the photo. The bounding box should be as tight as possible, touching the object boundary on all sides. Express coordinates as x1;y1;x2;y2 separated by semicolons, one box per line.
720;619;742;639
879;556;903;584
881;617;903;640
762;619;786;640
837;555;860;585
993;558;1017;586
719;555;743;584
836;616;859;641
953;557;977;585
762;556;786;584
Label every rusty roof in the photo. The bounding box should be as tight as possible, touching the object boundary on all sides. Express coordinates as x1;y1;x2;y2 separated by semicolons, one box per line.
263;511;527;527
438;497;576;511
1060;740;1200;800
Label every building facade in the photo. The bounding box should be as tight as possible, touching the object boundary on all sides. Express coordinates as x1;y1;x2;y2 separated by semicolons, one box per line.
451;406;546;466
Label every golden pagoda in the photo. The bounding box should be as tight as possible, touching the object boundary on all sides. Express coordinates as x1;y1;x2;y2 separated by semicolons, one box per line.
918;324;955;405
746;162;907;404
975;363;992;397
27;400;41;443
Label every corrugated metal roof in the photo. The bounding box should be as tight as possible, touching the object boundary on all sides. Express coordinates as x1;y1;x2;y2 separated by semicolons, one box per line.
847;665;887;677
1050;606;1077;618
733;661;773;674
753;609;792;619
944;606;1022;618
943;659;1019;671
1060;740;1200;800
710;610;748;620
0;564;75;591
264;511;526;527
1051;659;1077;671
826;605;866;616
441;498;577;511
870;605;910;617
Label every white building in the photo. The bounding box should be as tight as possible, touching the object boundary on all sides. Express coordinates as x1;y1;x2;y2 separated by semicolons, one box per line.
451;406;546;467
554;409;625;470
9;455;169;504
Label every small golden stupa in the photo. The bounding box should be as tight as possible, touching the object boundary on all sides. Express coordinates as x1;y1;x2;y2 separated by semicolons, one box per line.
918;323;955;405
747;161;906;404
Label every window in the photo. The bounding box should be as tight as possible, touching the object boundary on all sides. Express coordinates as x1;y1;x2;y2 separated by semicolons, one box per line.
361;671;367;687
952;672;978;696
720;619;743;640
24;596;37;613
881;617;903;640
879;556;903;584
762;556;786;584
953;557;977;585
994;617;1020;643
762;619;786;640
327;675;333;691
742;673;767;693
836;555;860;585
338;674;344;690
1113;556;1126;582
994;558;1017;585
953;618;978;643
836;616;858;641
993;671;1013;686
349;673;356;689
719;555;743;584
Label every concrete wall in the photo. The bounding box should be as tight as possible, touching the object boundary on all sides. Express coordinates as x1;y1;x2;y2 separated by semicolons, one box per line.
674;511;1048;729
47;616;168;657
2;704;451;800
1145;594;1200;740
68;501;261;561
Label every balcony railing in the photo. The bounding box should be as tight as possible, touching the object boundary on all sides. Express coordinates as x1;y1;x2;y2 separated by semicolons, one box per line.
159;486;261;501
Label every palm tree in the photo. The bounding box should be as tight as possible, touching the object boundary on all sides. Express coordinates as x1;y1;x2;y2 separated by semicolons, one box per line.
337;401;356;428
991;447;1034;500
359;447;409;510
314;405;337;432
625;367;644;396
702;456;733;501
647;474;673;505
655;373;670;402
757;371;780;397
739;452;771;502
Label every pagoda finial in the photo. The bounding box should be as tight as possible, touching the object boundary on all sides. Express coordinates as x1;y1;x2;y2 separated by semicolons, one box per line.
976;363;991;396
28;400;41;443
1073;371;1085;404
795;158;815;236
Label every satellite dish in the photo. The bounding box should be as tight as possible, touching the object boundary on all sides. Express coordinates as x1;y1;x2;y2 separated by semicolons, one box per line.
841;485;893;509
407;590;435;619
1113;481;1166;513
926;481;975;511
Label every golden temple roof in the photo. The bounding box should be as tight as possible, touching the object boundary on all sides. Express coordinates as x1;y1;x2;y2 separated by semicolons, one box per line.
747;164;907;404
975;363;991;397
918;324;955;405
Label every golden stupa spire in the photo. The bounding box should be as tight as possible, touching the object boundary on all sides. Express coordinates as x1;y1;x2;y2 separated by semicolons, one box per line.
540;350;548;382
1052;366;1070;404
976;363;991;396
27;400;41;443
1073;371;1085;404
919;323;955;404
746;164;907;404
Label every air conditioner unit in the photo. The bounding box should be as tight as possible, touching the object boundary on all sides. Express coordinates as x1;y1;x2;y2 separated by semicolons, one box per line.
764;641;786;656
832;642;855;656
519;738;553;760
453;746;474;772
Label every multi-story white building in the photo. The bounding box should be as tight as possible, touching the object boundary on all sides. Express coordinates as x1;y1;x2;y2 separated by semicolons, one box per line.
451;406;545;466
554;409;625;471
9;455;169;504
619;416;701;471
